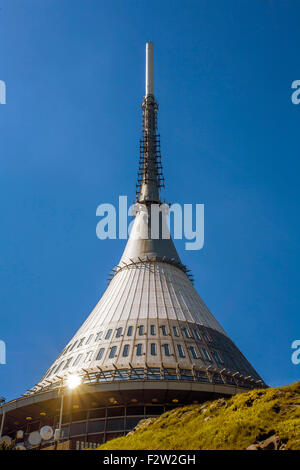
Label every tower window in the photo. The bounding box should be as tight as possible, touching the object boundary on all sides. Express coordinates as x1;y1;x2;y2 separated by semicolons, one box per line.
122;344;130;357
85;350;93;362
54;362;64;374
96;348;105;361
95;331;103;342
105;329;112;340
150;343;157;355
212;351;223;364
182;327;190;338
73;354;82;366
63;357;73;370
136;344;143;356
77;337;85;348
202;348;211;361
84;351;94;362
189;346;197;359
138;325;144;335
116;327;123;338
162;344;170;356
161;325;167;336
150;325;156;335
193;329;201;341
86;334;94;345
69;341;77;351
202;331;213;343
177;344;185;358
45;368;54;378
109;346;117;359
173;326;179;337
127;326;133;337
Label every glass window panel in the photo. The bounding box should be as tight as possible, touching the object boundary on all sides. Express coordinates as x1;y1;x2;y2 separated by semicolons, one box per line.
130;368;144;380
150;343;156;355
126;406;144;416
87;420;105;434
138;325;144;335
105;329;112;340
54;361;64;374
213;373;223;384
73;354;82;366
136;344;142;356
173;326;179;337
193;329;201;341
89;409;106;419
106;418;125;432
147;368;161;380
145;406;164;415
182;327;190;338
85;351;93;362
195;371;209;382
63;357;73;370
114;369;129;380
122;345;129;357
164;368;177;380
98;371;114;382
96;348;105;361
161;325;167;336
95;331;103;342
212;351;223;364
125;417;142;430
202;348;211;361
60;425;69;438
109;346;117;358
107;407;125;417
150;325;155;335
189;347;197;359
70;422;86;437
69;341;77;351
86;334;94;344
116;328;123;338
77;338;85;348
177;344;185;358
72;410;87;421
127;326;133;336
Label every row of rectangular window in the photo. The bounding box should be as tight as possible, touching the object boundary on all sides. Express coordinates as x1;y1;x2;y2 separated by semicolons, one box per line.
47;344;223;378
63;326;214;357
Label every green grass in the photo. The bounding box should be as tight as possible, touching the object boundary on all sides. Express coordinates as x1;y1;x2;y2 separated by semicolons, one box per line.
97;382;300;450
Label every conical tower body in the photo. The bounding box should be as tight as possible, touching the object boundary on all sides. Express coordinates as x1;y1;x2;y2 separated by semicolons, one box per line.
36;43;263;391
0;43;265;448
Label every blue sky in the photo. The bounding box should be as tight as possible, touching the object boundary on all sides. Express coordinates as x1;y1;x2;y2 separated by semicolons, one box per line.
0;0;299;401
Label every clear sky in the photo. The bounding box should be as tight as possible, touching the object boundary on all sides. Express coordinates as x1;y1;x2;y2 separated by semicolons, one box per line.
0;0;299;401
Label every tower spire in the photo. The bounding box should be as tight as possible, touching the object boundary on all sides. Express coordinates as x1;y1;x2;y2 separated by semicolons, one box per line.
136;42;165;204
145;41;154;97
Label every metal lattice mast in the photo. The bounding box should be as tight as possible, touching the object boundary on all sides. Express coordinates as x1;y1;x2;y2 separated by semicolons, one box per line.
137;42;165;203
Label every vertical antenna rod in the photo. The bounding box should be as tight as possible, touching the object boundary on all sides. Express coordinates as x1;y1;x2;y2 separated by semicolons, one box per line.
145;42;154;97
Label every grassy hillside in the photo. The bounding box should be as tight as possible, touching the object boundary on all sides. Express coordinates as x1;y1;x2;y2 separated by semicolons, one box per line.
97;382;300;450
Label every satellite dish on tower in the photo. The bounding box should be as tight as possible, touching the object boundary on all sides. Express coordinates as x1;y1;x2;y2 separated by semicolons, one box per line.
40;425;53;441
28;431;41;446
